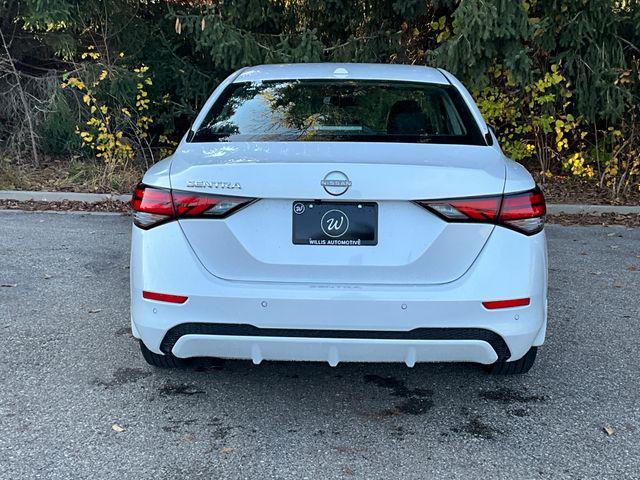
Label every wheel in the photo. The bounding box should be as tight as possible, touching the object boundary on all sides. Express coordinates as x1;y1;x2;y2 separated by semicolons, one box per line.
485;346;537;375
139;340;191;368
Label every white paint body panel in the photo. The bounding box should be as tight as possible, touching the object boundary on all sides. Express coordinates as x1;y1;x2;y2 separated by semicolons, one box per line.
235;63;449;86
169;143;506;284
180;200;495;284
132;63;548;366
170;142;506;199
171;336;499;366
131;223;547;364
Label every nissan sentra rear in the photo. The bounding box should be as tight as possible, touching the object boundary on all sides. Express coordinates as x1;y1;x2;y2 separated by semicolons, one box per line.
130;63;547;374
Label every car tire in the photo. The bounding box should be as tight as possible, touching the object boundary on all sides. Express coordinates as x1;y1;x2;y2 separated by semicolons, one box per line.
139;340;191;368
486;346;537;375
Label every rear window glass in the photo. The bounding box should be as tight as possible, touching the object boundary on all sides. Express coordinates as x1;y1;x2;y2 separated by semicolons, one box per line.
191;80;484;145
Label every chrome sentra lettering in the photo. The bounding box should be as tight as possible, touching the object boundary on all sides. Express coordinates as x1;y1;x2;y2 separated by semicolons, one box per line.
186;180;242;189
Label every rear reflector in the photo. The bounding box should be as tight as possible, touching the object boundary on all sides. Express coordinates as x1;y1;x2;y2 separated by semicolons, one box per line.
131;183;255;229
482;298;530;309
416;186;545;235
142;291;188;304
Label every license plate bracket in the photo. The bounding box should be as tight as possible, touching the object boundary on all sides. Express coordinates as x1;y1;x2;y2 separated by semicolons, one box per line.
292;201;378;246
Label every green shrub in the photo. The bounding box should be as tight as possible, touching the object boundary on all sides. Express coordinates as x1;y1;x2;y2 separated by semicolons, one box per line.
38;92;81;156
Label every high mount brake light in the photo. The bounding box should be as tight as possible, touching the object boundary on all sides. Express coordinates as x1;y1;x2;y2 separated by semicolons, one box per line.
131;183;255;229
416;186;546;235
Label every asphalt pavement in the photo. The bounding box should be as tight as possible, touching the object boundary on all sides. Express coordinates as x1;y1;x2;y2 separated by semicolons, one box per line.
0;211;639;479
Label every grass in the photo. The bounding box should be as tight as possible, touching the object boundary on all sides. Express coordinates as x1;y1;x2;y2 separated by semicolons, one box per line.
0;156;142;194
1;155;638;205
0;157;30;190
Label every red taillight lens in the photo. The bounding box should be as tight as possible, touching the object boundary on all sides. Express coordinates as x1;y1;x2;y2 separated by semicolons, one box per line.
422;196;501;222
416;186;545;235
131;183;255;229
143;291;188;304
482;298;530;309
132;184;173;215
132;184;174;229
172;191;253;218
498;188;545;234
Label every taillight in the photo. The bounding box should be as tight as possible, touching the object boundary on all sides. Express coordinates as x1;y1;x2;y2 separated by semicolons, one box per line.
171;191;253;218
424;196;501;222
499;188;546;234
416;186;545;235
132;184;174;229
131;183;255;229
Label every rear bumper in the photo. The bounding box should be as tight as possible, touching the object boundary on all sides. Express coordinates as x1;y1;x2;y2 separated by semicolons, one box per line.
130;222;548;365
173;335;500;366
162;323;509;365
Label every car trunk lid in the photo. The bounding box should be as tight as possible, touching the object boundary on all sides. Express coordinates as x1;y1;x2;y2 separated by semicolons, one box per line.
170;141;505;285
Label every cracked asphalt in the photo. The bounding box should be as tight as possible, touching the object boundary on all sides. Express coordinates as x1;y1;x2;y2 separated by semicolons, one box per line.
0;211;639;479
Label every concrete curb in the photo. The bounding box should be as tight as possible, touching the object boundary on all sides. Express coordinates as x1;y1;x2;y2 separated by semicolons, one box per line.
0;190;638;214
0;190;130;203
0;208;127;216
546;204;640;215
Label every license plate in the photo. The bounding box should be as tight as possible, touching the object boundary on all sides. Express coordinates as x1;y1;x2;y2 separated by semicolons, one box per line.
292;201;378;246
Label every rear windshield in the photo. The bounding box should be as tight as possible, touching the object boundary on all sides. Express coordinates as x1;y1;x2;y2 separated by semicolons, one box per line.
191;80;484;145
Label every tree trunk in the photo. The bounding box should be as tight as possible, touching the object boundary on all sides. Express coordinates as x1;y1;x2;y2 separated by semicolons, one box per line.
0;26;39;166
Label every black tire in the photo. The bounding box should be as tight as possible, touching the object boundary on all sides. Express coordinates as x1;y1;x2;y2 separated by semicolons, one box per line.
485;346;538;375
139;340;191;369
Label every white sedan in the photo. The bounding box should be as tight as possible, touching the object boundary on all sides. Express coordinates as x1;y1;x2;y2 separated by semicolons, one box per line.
130;63;547;374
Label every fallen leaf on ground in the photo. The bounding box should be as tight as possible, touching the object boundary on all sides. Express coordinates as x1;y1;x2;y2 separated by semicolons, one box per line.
159;384;205;396
343;467;355;476
1;283;17;287
88;308;102;313
579;251;588;256
603;425;614;436
627;265;637;272
112;424;124;433
219;447;233;454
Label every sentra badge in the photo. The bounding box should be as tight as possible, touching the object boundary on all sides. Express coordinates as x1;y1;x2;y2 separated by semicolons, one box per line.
186;180;242;189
